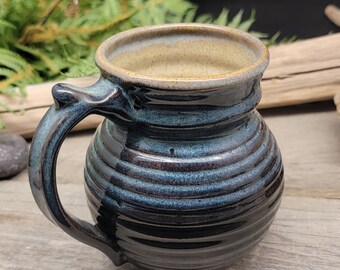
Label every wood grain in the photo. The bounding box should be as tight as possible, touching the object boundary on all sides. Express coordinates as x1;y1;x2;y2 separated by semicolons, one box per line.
1;107;103;138
259;33;340;109
1;103;340;269
1;33;340;137
0;76;100;138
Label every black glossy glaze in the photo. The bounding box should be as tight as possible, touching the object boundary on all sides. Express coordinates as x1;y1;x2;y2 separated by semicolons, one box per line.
85;77;283;270
28;24;283;270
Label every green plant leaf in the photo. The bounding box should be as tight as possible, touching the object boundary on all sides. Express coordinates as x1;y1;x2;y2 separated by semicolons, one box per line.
183;7;197;22
14;44;60;74
0;67;15;77
280;35;298;44
63;57;99;78
228;10;244;28
214;8;229;26
250;31;269;39
237;10;256;32
265;32;281;46
228;9;244;28
0;19;16;30
0;118;5;129
196;13;213;23
0;48;29;71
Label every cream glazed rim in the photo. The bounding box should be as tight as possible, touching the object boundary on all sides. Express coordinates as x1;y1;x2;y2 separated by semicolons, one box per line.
95;23;269;90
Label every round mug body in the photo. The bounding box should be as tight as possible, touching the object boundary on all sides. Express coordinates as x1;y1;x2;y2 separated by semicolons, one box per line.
29;23;283;270
86;112;283;270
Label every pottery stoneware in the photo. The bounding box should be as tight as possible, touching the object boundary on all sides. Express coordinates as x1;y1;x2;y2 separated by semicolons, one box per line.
29;23;284;270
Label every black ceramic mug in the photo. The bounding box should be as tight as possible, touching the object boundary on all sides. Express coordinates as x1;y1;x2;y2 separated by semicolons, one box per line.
29;23;284;270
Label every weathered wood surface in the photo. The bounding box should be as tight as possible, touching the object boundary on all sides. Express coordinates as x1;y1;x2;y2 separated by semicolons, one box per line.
260;33;340;108
0;77;103;138
1;33;340;138
1;102;340;270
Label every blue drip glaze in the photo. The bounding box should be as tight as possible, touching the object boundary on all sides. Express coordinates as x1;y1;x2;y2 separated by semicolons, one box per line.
83;77;283;269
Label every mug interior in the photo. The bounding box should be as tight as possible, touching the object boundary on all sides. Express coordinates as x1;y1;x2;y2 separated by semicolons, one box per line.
96;24;269;90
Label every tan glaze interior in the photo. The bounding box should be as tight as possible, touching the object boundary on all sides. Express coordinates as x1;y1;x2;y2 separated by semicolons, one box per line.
110;36;257;79
96;24;269;90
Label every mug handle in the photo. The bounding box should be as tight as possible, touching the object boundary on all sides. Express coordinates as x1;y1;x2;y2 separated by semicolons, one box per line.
28;76;132;266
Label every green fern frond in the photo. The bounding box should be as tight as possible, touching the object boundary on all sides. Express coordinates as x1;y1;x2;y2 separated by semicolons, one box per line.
0;47;36;95
0;67;15;78
212;9;256;32
214;8;229;25
238;10;256;32
182;7;197;22
14;44;60;74
264;32;282;46
283;35;298;43
228;10;244;28
63;57;98;78
0;19;16;30
196;14;213;23
0;118;5;129
0;48;29;71
0;65;33;92
250;31;269;39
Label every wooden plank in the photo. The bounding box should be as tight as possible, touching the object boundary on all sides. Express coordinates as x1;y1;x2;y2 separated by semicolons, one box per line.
263;34;340;79
0;107;103;138
0;76;100;138
0;103;339;269
1;181;339;270
260;70;340;108
1;34;340;137
0;76;98;113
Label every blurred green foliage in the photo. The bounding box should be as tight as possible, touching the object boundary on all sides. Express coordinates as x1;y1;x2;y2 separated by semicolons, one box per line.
0;0;294;128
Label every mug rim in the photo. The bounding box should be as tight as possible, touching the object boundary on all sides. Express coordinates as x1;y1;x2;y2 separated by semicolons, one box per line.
95;23;269;90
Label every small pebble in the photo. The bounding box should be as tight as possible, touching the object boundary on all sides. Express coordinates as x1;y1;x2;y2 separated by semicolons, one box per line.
0;132;28;179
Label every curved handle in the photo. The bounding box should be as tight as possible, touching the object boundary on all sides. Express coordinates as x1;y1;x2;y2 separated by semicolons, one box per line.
28;77;132;265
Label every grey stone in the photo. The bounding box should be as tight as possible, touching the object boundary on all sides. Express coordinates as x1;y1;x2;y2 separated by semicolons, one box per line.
0;132;28;179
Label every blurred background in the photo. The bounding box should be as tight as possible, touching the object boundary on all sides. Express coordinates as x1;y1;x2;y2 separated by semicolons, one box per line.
194;0;339;39
1;1;340;270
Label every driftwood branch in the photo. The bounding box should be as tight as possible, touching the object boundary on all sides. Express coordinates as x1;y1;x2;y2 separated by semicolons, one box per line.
0;77;102;138
1;33;340;138
259;33;340;109
325;5;340;27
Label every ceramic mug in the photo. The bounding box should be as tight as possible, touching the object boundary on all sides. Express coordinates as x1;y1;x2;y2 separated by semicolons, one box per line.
29;23;284;270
